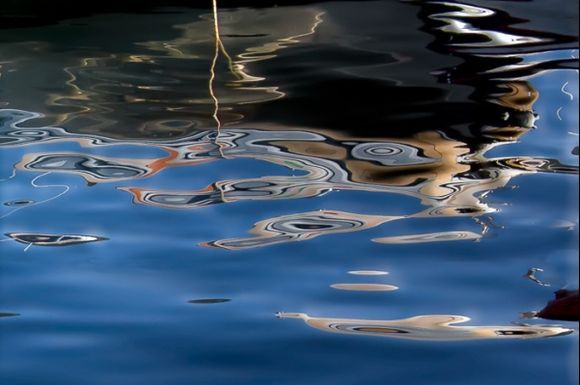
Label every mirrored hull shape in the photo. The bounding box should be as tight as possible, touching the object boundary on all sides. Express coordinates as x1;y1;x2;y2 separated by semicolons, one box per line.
276;313;573;341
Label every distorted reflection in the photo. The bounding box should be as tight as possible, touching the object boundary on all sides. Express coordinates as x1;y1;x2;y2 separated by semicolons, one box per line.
373;231;482;244
276;312;573;341
200;210;400;250
524;268;551;287
5;232;107;248
17;153;151;184
0;6;326;137
0;3;576;383
188;298;231;304
0;0;577;250
3;102;577;247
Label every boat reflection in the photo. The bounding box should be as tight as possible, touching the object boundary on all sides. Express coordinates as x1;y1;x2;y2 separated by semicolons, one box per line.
0;0;578;250
3;105;577;248
276;312;573;341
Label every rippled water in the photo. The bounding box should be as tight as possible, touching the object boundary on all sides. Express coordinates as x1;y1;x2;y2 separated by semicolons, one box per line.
1;1;578;385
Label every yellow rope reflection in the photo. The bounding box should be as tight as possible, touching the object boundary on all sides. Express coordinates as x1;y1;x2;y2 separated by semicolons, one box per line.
209;0;222;132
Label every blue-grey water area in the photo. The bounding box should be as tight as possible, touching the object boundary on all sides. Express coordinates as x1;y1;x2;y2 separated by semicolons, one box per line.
0;1;579;384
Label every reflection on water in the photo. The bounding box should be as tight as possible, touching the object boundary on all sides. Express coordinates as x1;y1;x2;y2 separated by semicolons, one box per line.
201;210;400;250
348;270;389;276
0;312;19;318
3;199;34;207
330;283;399;292
188;298;231;304
0;0;578;384
276;312;573;341
524;267;551;287
5;232;107;248
373;231;482;244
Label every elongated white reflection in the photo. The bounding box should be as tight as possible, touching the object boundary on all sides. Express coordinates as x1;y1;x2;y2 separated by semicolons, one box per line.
373;231;482;244
5;232;107;247
348;270;389;276
276;313;573;341
330;284;398;292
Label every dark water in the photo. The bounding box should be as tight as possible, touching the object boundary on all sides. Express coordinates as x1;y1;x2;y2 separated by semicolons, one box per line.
0;1;578;384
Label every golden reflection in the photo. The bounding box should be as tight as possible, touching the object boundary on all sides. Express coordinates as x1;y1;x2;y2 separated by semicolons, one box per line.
276;313;573;341
209;0;222;132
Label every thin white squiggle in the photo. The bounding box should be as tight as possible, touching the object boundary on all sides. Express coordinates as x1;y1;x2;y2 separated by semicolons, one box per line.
0;172;70;220
556;106;563;121
561;82;574;101
0;169;16;182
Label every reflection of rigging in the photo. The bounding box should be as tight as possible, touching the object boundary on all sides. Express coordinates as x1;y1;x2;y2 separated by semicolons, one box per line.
0;172;69;220
209;0;222;133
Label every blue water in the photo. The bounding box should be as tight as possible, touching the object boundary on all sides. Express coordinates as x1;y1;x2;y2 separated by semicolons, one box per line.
0;1;578;385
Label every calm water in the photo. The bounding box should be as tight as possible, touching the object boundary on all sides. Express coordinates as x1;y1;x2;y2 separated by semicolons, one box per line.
1;1;579;384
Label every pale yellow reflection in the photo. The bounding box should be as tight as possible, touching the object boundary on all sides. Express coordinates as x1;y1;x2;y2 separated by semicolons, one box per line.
330;284;399;292
276;313;573;341
348;271;389;276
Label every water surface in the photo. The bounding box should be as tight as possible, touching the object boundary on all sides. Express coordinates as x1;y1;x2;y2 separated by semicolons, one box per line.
0;1;578;385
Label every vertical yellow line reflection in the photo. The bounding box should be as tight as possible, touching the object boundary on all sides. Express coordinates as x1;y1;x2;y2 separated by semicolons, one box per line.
210;0;228;193
209;0;222;132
